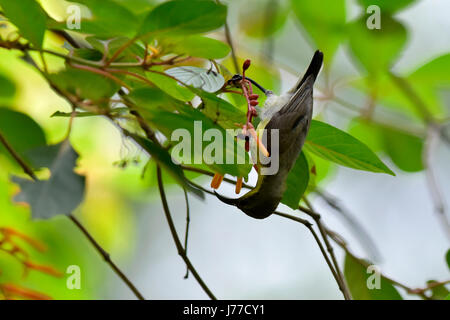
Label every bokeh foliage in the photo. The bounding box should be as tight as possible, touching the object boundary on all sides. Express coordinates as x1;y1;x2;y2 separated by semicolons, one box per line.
0;0;448;299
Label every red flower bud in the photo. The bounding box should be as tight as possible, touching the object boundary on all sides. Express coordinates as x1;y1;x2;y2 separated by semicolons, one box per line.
250;100;259;106
243;59;251;71
249;94;259;100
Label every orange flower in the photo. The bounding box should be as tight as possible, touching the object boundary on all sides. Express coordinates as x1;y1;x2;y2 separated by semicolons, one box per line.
0;228;46;252
1;283;52;300
235;177;243;194
210;173;224;189
23;261;63;277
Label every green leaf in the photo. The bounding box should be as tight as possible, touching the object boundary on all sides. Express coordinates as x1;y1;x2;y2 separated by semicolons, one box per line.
0;0;47;48
0;72;16;101
193;89;247;129
281;152;309;209
349;119;424;173
239;0;288;39
66;0;139;38
146;71;195;102
127;87;179;112
357;0;417;14
138;0;227;37
48;67;120;102
11;141;86;220
291;0;346;61
72;48;103;62
129;133;204;199
344;254;403;300
303;150;335;190
0;108;47;162
348;15;407;79
405;53;450;117
142;104;252;177
382;128;423;172
166;36;230;59
427;280;450;300
110;0;156;15
86;37;146;61
166;66;225;93
305;120;395;175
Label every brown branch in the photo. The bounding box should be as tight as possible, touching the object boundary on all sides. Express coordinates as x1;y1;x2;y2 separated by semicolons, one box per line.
314;189;382;262
272;212;347;297
186;178;350;300
156;166;217;300
69;215;145;300
301;198;352;300
183;188;191;279
0;132;38;180
423;125;450;240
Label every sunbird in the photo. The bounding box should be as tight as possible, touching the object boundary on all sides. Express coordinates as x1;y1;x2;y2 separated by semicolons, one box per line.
215;50;323;219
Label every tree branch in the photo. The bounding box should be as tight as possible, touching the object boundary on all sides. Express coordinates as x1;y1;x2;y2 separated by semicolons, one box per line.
186;179;351;300
156;166;217;300
69;215;145;300
301;197;352;300
183;188;191;279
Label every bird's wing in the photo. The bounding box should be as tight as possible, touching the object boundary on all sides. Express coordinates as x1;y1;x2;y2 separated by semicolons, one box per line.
264;75;314;154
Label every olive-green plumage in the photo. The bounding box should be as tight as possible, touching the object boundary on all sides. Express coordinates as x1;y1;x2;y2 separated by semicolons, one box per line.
215;50;323;219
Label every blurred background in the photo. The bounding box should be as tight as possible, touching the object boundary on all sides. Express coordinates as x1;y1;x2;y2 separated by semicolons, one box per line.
0;0;449;299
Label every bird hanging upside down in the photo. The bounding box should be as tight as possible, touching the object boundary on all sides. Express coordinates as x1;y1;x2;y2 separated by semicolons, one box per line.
215;50;324;219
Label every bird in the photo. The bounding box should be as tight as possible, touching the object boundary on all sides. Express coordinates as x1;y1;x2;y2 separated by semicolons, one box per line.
215;50;323;219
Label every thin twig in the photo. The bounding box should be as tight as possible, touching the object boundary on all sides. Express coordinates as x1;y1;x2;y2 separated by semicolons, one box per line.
156;166;217;300
186;178;350;300
183;188;191;279
423;125;450;240
0;132;38;180
314;189;382;262
272;212;346;296
69;215;145;300
324;229;432;299
302;197;352;300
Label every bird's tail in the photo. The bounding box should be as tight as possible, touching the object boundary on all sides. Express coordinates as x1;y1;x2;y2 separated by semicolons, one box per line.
292;50;323;92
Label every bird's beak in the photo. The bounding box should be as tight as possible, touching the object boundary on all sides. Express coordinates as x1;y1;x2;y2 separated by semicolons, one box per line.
228;74;270;95
214;191;240;206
